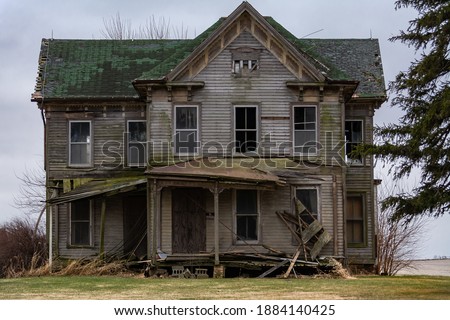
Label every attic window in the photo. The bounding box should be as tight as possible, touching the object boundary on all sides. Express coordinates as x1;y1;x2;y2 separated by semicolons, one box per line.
232;48;260;77
233;59;259;75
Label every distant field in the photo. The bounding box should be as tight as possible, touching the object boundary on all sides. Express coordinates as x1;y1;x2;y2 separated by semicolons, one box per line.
396;259;450;276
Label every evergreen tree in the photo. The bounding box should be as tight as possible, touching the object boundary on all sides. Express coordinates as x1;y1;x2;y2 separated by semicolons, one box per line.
374;0;449;221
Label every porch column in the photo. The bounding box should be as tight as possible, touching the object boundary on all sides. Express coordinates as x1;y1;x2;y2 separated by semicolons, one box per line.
99;197;107;259
211;182;223;265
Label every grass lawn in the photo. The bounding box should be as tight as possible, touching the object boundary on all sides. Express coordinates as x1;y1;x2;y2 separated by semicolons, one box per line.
0;275;449;299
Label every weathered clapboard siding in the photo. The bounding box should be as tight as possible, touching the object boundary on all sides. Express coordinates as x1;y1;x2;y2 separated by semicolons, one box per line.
55;195;125;259
45;104;145;179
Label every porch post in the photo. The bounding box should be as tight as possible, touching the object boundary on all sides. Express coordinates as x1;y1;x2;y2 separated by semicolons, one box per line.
99;197;107;259
213;182;221;265
146;178;154;261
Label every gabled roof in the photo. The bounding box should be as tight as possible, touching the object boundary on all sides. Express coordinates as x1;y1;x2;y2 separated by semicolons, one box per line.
32;2;385;101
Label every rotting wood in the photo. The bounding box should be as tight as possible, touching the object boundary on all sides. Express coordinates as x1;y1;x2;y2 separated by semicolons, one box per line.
283;245;302;278
257;259;289;278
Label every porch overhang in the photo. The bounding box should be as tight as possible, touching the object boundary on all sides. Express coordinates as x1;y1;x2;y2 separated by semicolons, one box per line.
47;176;147;205
146;158;285;190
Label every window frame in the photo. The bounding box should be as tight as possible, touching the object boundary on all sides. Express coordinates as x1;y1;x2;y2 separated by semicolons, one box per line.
233;105;259;155
346;193;366;247
173;104;200;156
69;199;94;248
345;119;364;165
68;120;93;167
233;189;260;244
294;186;321;222
292;105;318;156
126;120;147;167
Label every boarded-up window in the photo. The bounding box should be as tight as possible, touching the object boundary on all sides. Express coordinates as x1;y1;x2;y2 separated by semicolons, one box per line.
70;199;92;246
174;106;198;154
69;121;91;166
345;120;363;164
235;106;257;153
346;195;365;245
236;189;258;241
127;120;146;166
296;188;319;224
293;106;317;155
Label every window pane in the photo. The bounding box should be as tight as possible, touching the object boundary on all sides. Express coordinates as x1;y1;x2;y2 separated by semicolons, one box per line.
129;142;146;164
176;107;197;129
128;122;146;142
305;107;316;122
246;108;256;129
71;122;90;143
175;131;198;153
70;144;90;165
237;216;257;240
296;189;318;216
71;199;91;246
71;222;90;245
236;190;257;214
235;107;246;129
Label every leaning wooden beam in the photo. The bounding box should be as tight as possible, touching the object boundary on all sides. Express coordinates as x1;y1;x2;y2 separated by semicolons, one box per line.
283;245;302;278
276;211;302;243
257;259;289;278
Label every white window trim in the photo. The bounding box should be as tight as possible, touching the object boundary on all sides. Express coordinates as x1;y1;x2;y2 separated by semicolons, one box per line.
292;105;318;156
233;105;259;155
294;186;321;221
69;199;94;247
68;120;92;167
345;119;364;166
127;120;147;167
173;105;200;156
233;189;260;244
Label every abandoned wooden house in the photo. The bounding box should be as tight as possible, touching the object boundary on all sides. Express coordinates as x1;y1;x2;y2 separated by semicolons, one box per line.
32;2;386;277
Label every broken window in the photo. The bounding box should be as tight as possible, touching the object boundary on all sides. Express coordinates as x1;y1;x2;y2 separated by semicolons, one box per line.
233;59;259;75
127;120;146;167
235;105;257;153
346;195;365;245
345;120;363;164
70;199;92;246
296;188;319;225
293;106;318;155
69;121;91;166
236;189;258;242
174;106;199;154
232;48;260;77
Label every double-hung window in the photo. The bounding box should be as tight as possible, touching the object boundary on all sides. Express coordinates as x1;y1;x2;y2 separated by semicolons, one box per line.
127;120;146;167
293;106;317;155
345;120;363;164
69;121;92;166
235;189;259;242
174;106;199;154
70;199;93;246
296;187;319;225
234;105;258;153
346;195;365;245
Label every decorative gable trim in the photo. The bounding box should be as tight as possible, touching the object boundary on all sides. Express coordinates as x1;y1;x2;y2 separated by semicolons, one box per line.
166;1;325;82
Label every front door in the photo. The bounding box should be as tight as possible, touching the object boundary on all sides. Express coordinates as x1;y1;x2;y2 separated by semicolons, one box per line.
172;188;206;253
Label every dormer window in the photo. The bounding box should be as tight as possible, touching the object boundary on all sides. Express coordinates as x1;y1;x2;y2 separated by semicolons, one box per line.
232;48;260;77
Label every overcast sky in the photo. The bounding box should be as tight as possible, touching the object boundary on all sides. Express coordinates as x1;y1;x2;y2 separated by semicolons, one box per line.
0;0;448;259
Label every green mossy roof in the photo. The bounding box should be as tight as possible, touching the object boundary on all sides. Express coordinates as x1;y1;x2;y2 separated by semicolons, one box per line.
34;17;385;99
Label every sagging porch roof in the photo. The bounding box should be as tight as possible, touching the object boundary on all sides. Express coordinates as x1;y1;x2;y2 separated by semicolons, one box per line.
48;176;147;205
146;159;285;188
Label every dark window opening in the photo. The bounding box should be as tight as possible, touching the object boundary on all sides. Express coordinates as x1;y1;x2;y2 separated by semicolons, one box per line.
296;188;318;225
69;121;91;165
70;199;92;246
346;195;364;245
345;120;363;164
235;106;257;153
175;106;199;154
127;121;146;166
236;190;258;241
